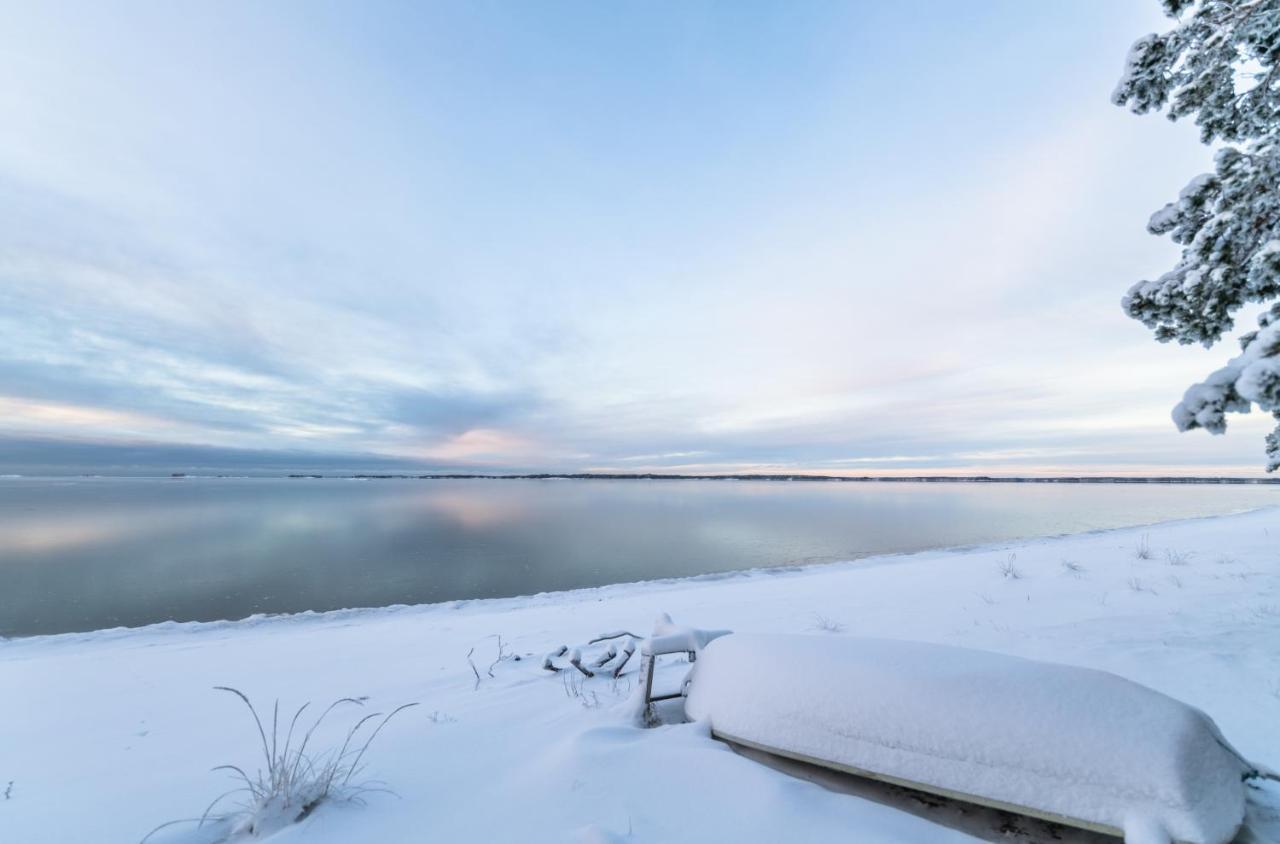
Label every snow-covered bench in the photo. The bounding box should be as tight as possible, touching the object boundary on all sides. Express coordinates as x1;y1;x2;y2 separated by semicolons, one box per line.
684;634;1261;844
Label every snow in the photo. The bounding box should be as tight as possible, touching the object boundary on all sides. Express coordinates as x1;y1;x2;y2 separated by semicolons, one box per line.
1256;240;1280;260
642;614;732;657
1173;322;1280;435
2;508;1279;843
1111;33;1159;108
685;635;1248;843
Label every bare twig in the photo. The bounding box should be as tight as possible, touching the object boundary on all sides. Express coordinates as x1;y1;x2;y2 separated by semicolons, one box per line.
542;645;568;672
592;642;620;668
487;635;512;678
588;630;642;644
568;648;594;678
612;637;637;678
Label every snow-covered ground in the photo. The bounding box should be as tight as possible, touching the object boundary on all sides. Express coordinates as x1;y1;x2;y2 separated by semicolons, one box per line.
2;508;1279;843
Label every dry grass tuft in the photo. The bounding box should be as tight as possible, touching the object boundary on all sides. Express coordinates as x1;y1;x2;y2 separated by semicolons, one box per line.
142;687;416;843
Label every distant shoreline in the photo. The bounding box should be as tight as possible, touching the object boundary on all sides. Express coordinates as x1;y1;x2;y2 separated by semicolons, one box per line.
268;472;1280;485
1;472;1273;484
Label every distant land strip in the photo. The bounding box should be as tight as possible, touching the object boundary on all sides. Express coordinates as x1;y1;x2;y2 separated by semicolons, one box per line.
263;473;1280;485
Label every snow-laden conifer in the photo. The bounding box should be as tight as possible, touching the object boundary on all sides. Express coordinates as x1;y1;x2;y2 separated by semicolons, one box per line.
1113;0;1280;469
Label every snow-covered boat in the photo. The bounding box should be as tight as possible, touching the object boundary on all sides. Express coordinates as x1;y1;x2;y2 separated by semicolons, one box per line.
683;634;1259;844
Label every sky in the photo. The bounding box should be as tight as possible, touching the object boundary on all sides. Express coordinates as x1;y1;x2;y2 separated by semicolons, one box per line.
1;1;1275;477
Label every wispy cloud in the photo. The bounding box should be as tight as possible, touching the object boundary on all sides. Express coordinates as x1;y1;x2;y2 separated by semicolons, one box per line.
0;1;1268;475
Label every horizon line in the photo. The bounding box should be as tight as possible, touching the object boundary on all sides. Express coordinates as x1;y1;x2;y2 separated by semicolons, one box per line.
77;472;1280;485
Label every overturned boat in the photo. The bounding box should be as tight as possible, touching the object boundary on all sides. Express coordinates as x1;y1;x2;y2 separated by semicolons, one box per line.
683;634;1264;844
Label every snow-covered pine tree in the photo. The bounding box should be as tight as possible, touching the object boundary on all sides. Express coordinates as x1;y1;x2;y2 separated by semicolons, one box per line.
1113;0;1280;470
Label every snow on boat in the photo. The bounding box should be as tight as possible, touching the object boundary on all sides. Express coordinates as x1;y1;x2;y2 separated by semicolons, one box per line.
683;634;1254;844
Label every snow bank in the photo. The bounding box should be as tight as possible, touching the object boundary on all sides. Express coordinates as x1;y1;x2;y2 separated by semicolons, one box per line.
685;634;1249;844
2;508;1277;843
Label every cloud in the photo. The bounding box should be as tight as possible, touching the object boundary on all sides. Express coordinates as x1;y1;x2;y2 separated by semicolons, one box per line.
381;387;541;434
0;2;1270;475
0;436;460;475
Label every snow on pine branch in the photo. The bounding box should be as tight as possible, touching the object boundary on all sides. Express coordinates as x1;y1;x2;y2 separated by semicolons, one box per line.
1114;0;1280;469
1174;320;1280;468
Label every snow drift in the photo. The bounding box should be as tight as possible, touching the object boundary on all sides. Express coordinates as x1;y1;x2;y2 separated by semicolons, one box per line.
684;634;1252;844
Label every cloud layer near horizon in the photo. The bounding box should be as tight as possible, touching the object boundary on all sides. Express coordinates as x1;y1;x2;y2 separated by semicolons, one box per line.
2;1;1275;476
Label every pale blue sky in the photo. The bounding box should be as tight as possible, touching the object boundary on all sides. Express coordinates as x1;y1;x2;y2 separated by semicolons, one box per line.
1;1;1272;475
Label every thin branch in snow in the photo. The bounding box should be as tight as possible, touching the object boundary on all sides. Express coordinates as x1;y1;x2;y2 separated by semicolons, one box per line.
568;648;594;678
487;635;512;678
542;645;567;672
611;638;637;678
592;641;619;668
588;630;642;644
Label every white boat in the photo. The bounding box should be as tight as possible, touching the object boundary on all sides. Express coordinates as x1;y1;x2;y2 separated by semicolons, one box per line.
683;634;1260;844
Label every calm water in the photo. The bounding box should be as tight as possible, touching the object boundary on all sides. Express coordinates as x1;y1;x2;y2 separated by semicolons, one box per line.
1;477;1276;637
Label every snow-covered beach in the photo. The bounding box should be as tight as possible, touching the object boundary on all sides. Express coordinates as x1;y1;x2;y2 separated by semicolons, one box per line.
8;0;1280;841
3;507;1279;843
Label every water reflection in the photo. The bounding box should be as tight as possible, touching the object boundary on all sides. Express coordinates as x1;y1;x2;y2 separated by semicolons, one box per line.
0;477;1275;636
